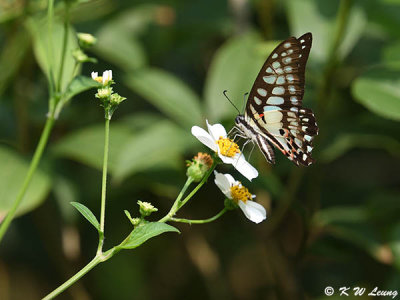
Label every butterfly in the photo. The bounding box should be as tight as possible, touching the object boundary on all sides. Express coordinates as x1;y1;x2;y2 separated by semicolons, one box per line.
233;32;318;166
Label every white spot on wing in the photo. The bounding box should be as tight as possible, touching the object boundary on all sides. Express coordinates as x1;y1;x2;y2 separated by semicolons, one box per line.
284;66;293;72
272;53;278;59
288;49;294;54
284;42;291;48
290;96;298;103
263;75;276;84
304;135;312;142
307;145;313;152
289;86;296;94
266;67;274;73
254;96;262;105
272;87;285;95
276;76;285;84
272;61;281;69
283;57;292;64
257;88;267;97
287;75;294;82
264;111;283;123
263;106;281;112
267;96;284;105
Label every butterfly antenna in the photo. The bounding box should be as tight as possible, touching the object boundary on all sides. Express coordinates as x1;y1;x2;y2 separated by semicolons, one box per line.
241;92;249;113
223;90;240;114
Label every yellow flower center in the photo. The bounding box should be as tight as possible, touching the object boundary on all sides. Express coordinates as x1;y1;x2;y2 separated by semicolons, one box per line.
216;137;240;157
230;184;252;203
93;76;103;83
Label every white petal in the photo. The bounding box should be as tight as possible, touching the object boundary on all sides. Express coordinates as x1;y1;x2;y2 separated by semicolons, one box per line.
91;72;98;79
232;154;258;181
218;152;236;164
191;126;218;151
214;171;232;198
238;200;267;224
224;173;236;186
206;120;227;141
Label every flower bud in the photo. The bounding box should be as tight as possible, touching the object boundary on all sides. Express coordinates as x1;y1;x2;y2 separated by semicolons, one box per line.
110;93;126;105
72;48;97;63
77;33;97;49
95;87;112;99
137;200;158;217
124;210;142;226
186;152;213;182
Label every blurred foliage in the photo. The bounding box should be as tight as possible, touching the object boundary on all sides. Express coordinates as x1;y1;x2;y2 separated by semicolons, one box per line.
0;0;400;299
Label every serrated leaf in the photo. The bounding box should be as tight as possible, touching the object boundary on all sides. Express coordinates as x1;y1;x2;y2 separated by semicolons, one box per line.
204;32;265;121
352;67;400;121
125;68;202;129
0;146;51;220
70;202;100;231
120;222;179;250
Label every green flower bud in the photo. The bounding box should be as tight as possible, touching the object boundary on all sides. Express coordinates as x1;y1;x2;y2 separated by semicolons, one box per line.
186;152;213;182
110;93;126;105
77;33;97;49
124;210;142;226
95;87;112;99
137;200;158;217
72;48;97;63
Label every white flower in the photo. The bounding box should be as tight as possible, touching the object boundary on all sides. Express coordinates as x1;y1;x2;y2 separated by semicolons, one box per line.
102;70;112;85
191;120;258;181
91;70;113;85
214;171;266;224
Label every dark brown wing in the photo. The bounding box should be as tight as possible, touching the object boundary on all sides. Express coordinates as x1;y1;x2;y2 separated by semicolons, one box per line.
244;33;318;166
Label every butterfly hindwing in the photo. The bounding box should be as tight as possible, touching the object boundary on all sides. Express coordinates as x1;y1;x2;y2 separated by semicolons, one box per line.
243;32;318;166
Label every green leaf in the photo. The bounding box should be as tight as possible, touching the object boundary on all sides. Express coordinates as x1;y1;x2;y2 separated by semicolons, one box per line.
0;146;51;220
52;123;133;172
352;67;400;121
70;202;100;231
125;68;203;128
64;76;101;102
286;0;366;62
120;222;179;250
26;17;78;92
114;120;195;182
204;32;266;121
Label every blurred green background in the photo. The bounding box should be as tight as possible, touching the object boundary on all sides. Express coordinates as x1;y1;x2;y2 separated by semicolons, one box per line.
1;0;400;299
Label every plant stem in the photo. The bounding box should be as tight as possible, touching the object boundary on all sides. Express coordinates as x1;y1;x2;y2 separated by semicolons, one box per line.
158;177;193;223
0;116;55;243
170;208;228;224
47;0;55;97
159;160;217;223
42;255;102;300
56;4;70;93
97;117;110;253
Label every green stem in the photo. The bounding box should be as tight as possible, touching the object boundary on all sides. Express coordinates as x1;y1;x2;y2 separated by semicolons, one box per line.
42;255;102;300
97;118;110;253
0;116;55;243
56;4;70;93
158;177;193;223
47;0;55;97
159;160;217;223
170;208;228;224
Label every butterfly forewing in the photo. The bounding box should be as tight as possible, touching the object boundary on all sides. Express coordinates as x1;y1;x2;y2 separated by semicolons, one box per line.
244;32;318;166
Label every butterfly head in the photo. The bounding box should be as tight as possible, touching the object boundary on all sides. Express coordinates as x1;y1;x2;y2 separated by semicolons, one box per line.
234;114;245;126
